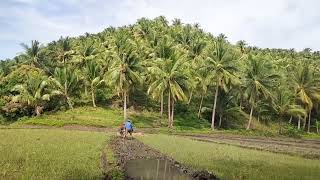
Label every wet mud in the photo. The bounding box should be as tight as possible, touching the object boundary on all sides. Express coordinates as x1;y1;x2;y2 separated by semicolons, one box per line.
109;137;218;180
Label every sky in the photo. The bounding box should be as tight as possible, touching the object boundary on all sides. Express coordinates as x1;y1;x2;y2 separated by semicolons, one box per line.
0;0;319;59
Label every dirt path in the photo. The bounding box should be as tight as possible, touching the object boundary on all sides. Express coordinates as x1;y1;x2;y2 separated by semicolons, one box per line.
180;134;320;159
109;136;217;180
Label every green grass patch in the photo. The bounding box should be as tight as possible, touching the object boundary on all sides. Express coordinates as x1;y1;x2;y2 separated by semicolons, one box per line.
14;106;166;128
13;106;211;129
15;107;123;127
303;133;320;139
138;134;320;180
0;129;108;179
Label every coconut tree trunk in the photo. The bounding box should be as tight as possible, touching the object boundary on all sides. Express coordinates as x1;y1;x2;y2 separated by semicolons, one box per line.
211;86;219;130
316;119;319;134
197;94;204;119
84;85;88;96
160;92;163;117
246;105;254;130
156;159;160;179
170;100;174;127
35;106;42;116
218;115;222;127
187;91;193;105
127;91;129;106
91;86;96;108
123;91;127;121
279;115;282;134
303;116;306;130
64;81;73;109
298;117;301;129
168;90;171;128
289;116;292;124
307;110;311;133
66;96;73;109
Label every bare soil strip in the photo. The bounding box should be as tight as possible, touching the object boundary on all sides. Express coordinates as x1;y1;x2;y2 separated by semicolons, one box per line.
180;134;320;159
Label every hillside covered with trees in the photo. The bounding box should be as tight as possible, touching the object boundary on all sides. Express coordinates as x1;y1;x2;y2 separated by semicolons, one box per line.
1;16;319;133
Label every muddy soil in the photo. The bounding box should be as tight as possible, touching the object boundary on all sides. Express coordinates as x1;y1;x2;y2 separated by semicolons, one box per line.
180;134;320;159
109;136;218;180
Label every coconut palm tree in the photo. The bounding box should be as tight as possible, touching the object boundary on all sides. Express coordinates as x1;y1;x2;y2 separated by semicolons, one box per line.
85;61;105;107
244;54;279;130
11;75;50;116
49;67;80;109
73;39;100;66
302;48;312;58
172;18;182;26
272;87;307;133
236;40;247;54
52;37;75;65
203;38;240;130
73;39;100;96
20;40;43;67
216;90;246;128
217;33;227;41
105;30;143;120
195;69;211;118
291;62;320;132
144;35;174;116
147;48;189;128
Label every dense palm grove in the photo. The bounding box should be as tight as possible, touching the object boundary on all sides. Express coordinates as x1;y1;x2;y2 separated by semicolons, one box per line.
1;16;319;133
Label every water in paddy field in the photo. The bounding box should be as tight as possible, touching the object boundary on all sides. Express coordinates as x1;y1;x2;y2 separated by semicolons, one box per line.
125;158;192;180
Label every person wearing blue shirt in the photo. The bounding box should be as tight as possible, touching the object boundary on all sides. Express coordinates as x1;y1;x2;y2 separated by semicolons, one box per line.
124;119;134;138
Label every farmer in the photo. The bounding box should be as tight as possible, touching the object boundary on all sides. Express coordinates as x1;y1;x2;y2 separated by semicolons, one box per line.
124;119;134;138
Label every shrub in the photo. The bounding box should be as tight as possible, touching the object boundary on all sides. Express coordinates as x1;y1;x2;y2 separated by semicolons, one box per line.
281;124;303;138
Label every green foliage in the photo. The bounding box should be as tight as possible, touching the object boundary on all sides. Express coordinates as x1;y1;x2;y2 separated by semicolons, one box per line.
108;168;124;180
281;124;303;138
1;16;320;133
49;66;81;109
1;65;44;95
